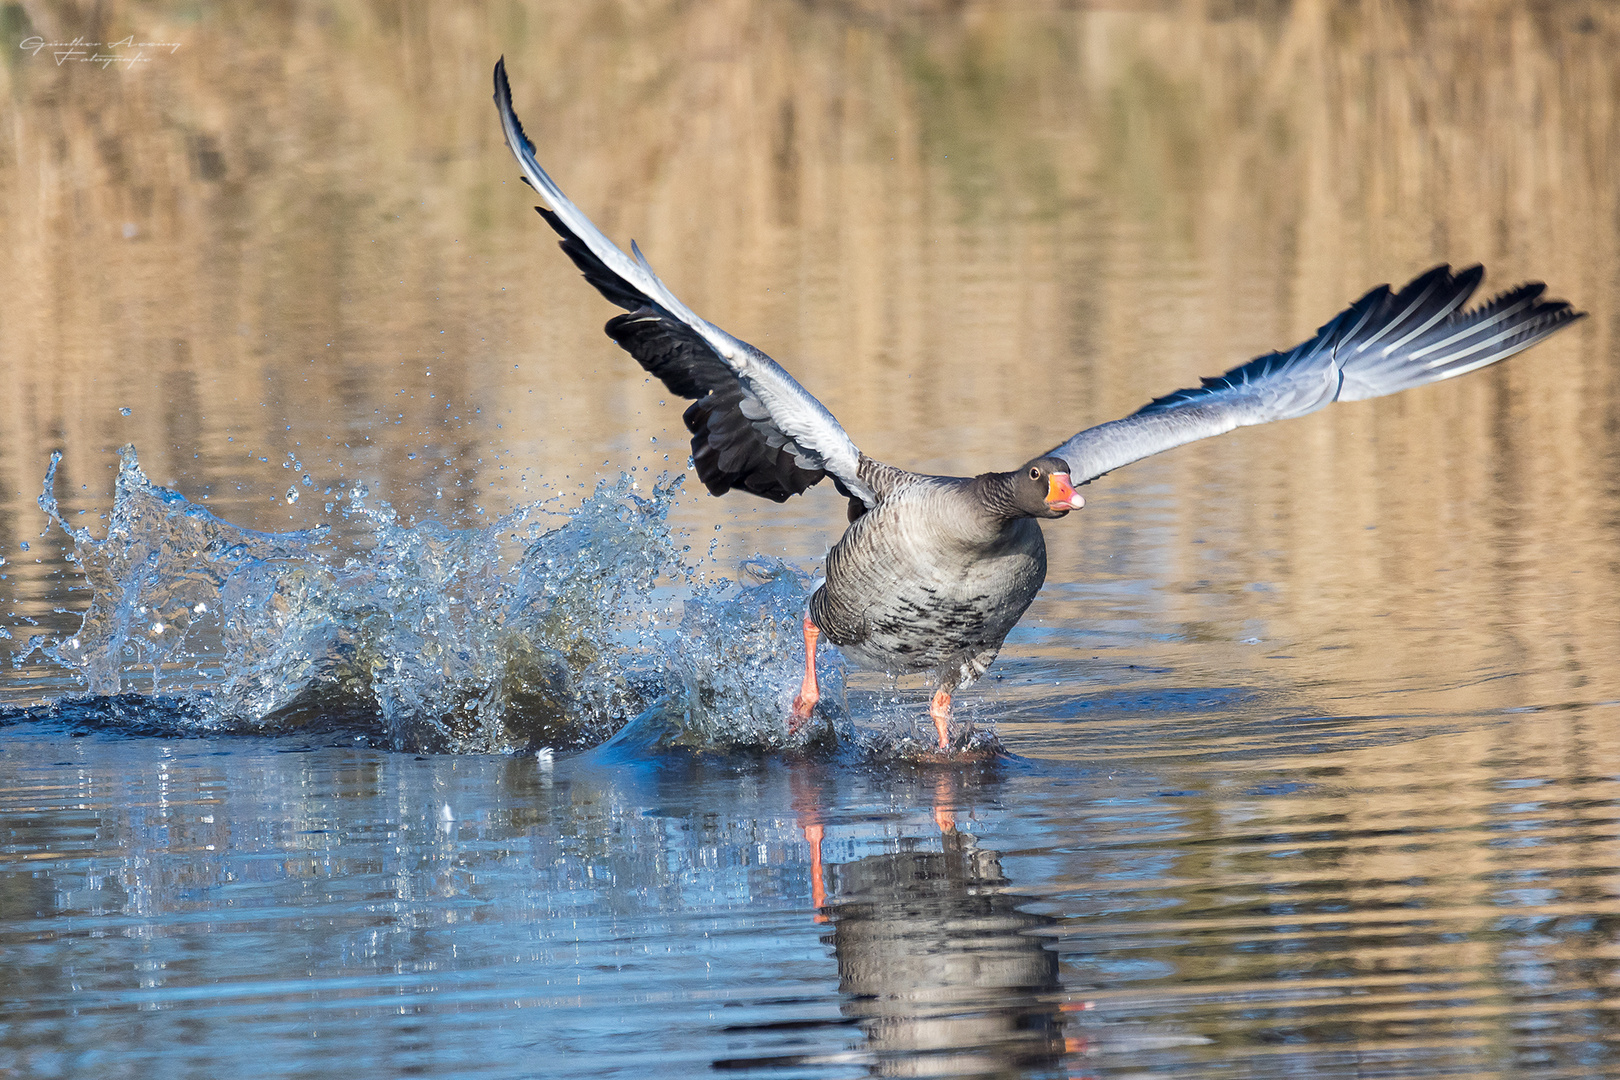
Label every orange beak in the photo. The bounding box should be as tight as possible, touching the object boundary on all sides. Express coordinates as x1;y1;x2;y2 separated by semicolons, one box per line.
1045;472;1084;512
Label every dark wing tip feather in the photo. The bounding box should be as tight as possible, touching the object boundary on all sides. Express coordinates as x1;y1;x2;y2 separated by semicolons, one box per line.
1334;267;1584;395
496;60;646;312
492;59;532;157
1136;264;1581;417
540;208;649;311
1050;262;1581;485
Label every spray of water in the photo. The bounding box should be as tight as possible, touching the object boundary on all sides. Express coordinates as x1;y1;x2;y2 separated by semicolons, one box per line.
27;446;878;756
38;446;327;697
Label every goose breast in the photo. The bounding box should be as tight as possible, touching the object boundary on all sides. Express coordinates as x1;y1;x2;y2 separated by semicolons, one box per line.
809;481;1049;686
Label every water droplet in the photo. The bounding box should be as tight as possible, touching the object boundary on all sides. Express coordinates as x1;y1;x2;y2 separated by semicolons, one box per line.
18;542;28;552
150;622;165;635
286;487;299;504
119;407;132;416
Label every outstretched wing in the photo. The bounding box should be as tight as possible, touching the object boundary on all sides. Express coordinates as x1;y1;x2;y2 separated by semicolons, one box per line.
1049;265;1584;484
493;59;874;507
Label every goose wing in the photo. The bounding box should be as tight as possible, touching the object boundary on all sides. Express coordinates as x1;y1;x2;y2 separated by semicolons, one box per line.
494;59;874;507
1049;265;1583;484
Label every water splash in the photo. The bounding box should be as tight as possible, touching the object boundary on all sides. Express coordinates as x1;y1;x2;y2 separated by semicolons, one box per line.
216;468;698;753
38;446;325;696
26;446;875;756
615;559;853;755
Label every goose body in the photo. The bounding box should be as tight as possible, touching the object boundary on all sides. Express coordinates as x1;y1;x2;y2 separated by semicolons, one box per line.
813;466;1050;692
493;60;1584;750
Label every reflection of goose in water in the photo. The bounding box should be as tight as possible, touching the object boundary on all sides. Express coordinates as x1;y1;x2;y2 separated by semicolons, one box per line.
775;772;1078;1076
825;826;1068;1075
494;58;1582;753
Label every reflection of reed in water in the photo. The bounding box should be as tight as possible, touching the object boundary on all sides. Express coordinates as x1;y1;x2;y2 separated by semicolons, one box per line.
823;825;1066;1075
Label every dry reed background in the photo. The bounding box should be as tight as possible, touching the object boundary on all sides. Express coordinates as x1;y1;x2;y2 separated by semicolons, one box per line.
1;0;1615;720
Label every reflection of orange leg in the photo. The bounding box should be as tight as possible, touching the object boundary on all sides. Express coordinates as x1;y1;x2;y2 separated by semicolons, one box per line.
932;772;956;833
1061;999;1097;1058
804;823;827;921
789;616;820;728
930;687;952;750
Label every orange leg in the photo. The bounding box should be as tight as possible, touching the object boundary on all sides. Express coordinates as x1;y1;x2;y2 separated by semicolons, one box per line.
930;687;952;751
789;615;820;728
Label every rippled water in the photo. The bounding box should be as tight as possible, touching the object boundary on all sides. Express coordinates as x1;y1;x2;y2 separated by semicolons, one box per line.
10;699;1620;1077
5;1;1620;1077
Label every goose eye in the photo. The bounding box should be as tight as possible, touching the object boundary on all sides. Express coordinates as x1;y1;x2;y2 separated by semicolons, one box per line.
1029;467;1041;480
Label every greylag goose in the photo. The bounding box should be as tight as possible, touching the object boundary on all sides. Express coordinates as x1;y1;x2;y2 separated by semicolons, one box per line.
493;60;1584;752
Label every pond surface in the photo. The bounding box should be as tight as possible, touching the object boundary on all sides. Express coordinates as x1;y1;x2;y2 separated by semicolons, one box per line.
5;2;1620;1077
